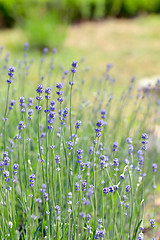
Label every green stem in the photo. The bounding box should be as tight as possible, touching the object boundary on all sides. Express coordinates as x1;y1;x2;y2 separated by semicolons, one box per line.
3;83;10;150
69;73;74;140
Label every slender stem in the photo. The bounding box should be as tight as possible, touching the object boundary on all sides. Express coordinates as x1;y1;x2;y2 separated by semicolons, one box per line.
3;83;10;150
46;98;49;189
37;104;45;183
69;73;74;140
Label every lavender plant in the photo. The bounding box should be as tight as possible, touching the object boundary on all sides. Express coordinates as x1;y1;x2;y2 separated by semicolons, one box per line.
0;45;159;240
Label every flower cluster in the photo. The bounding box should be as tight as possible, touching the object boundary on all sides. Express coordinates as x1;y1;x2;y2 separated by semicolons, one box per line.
7;66;15;84
95;120;103;138
152;163;157;172
29;174;36;187
18;121;26;131
35;85;43;111
126;185;131;193
66;141;73;151
59;107;69;125
19;97;26;113
100;109;107;119
3;151;10;166
3;170;10;183
28;97;34;107
126;137;133;154
12;163;19;175
45;87;51;100
138;232;144;240
9;100;15;111
67;192;72;214
71;60;78;74
137;149;144;169
56;83;64;102
141;133;148;151
112;142;118;152
48;110;55;130
75;182;79;191
55;205;61;220
81;180;87;192
100;155;108;169
28;109;33;120
0;161;4;171
94;219;105;239
77;149;83;163
55;155;60;164
75;120;81;129
150;219;155;228
89;147;93;155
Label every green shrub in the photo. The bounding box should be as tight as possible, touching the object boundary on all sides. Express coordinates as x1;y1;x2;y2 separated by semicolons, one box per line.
24;7;67;49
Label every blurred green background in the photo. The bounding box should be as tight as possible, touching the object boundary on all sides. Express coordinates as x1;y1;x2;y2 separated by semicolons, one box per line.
1;0;160;49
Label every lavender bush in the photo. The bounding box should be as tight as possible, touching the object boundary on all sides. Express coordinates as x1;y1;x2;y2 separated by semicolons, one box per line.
0;45;158;239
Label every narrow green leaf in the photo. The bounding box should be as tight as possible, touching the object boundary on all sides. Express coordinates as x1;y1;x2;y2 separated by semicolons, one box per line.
132;219;142;240
33;222;42;240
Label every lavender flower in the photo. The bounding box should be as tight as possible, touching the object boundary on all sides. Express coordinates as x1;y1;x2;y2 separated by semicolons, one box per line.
18;121;26;130
0;161;4;171
95;120;103;137
120;174;125;180
59;107;69;125
71;60;78;74
55;155;60;164
126;137;132;144
138;233;144;240
3;170;9;178
9;100;15;110
55;205;61;219
56;83;64;102
43;192;48;201
29;174;36;187
150;219;155;228
28;97;34;107
86;185;94;198
109;186;114;193
3;152;10;166
50;100;55;111
141;133;148;151
7;66;15;82
75;120;81;129
112;142;118;152
128;144;133;154
45;87;51;100
31;214;37;220
89;147;93;155
36;85;44;94
86;214;91;222
113;158;119;167
126;185;131;193
81;180;87;192
101;109;107;119
152;163;157;172
24;42;29;51
75;182;79;191
142;133;148;139
87;225;92;234
77;149;83;163
66;141;73;151
12;163;19;175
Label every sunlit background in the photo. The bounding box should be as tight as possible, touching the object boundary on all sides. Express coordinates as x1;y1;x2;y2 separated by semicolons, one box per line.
0;0;160;87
